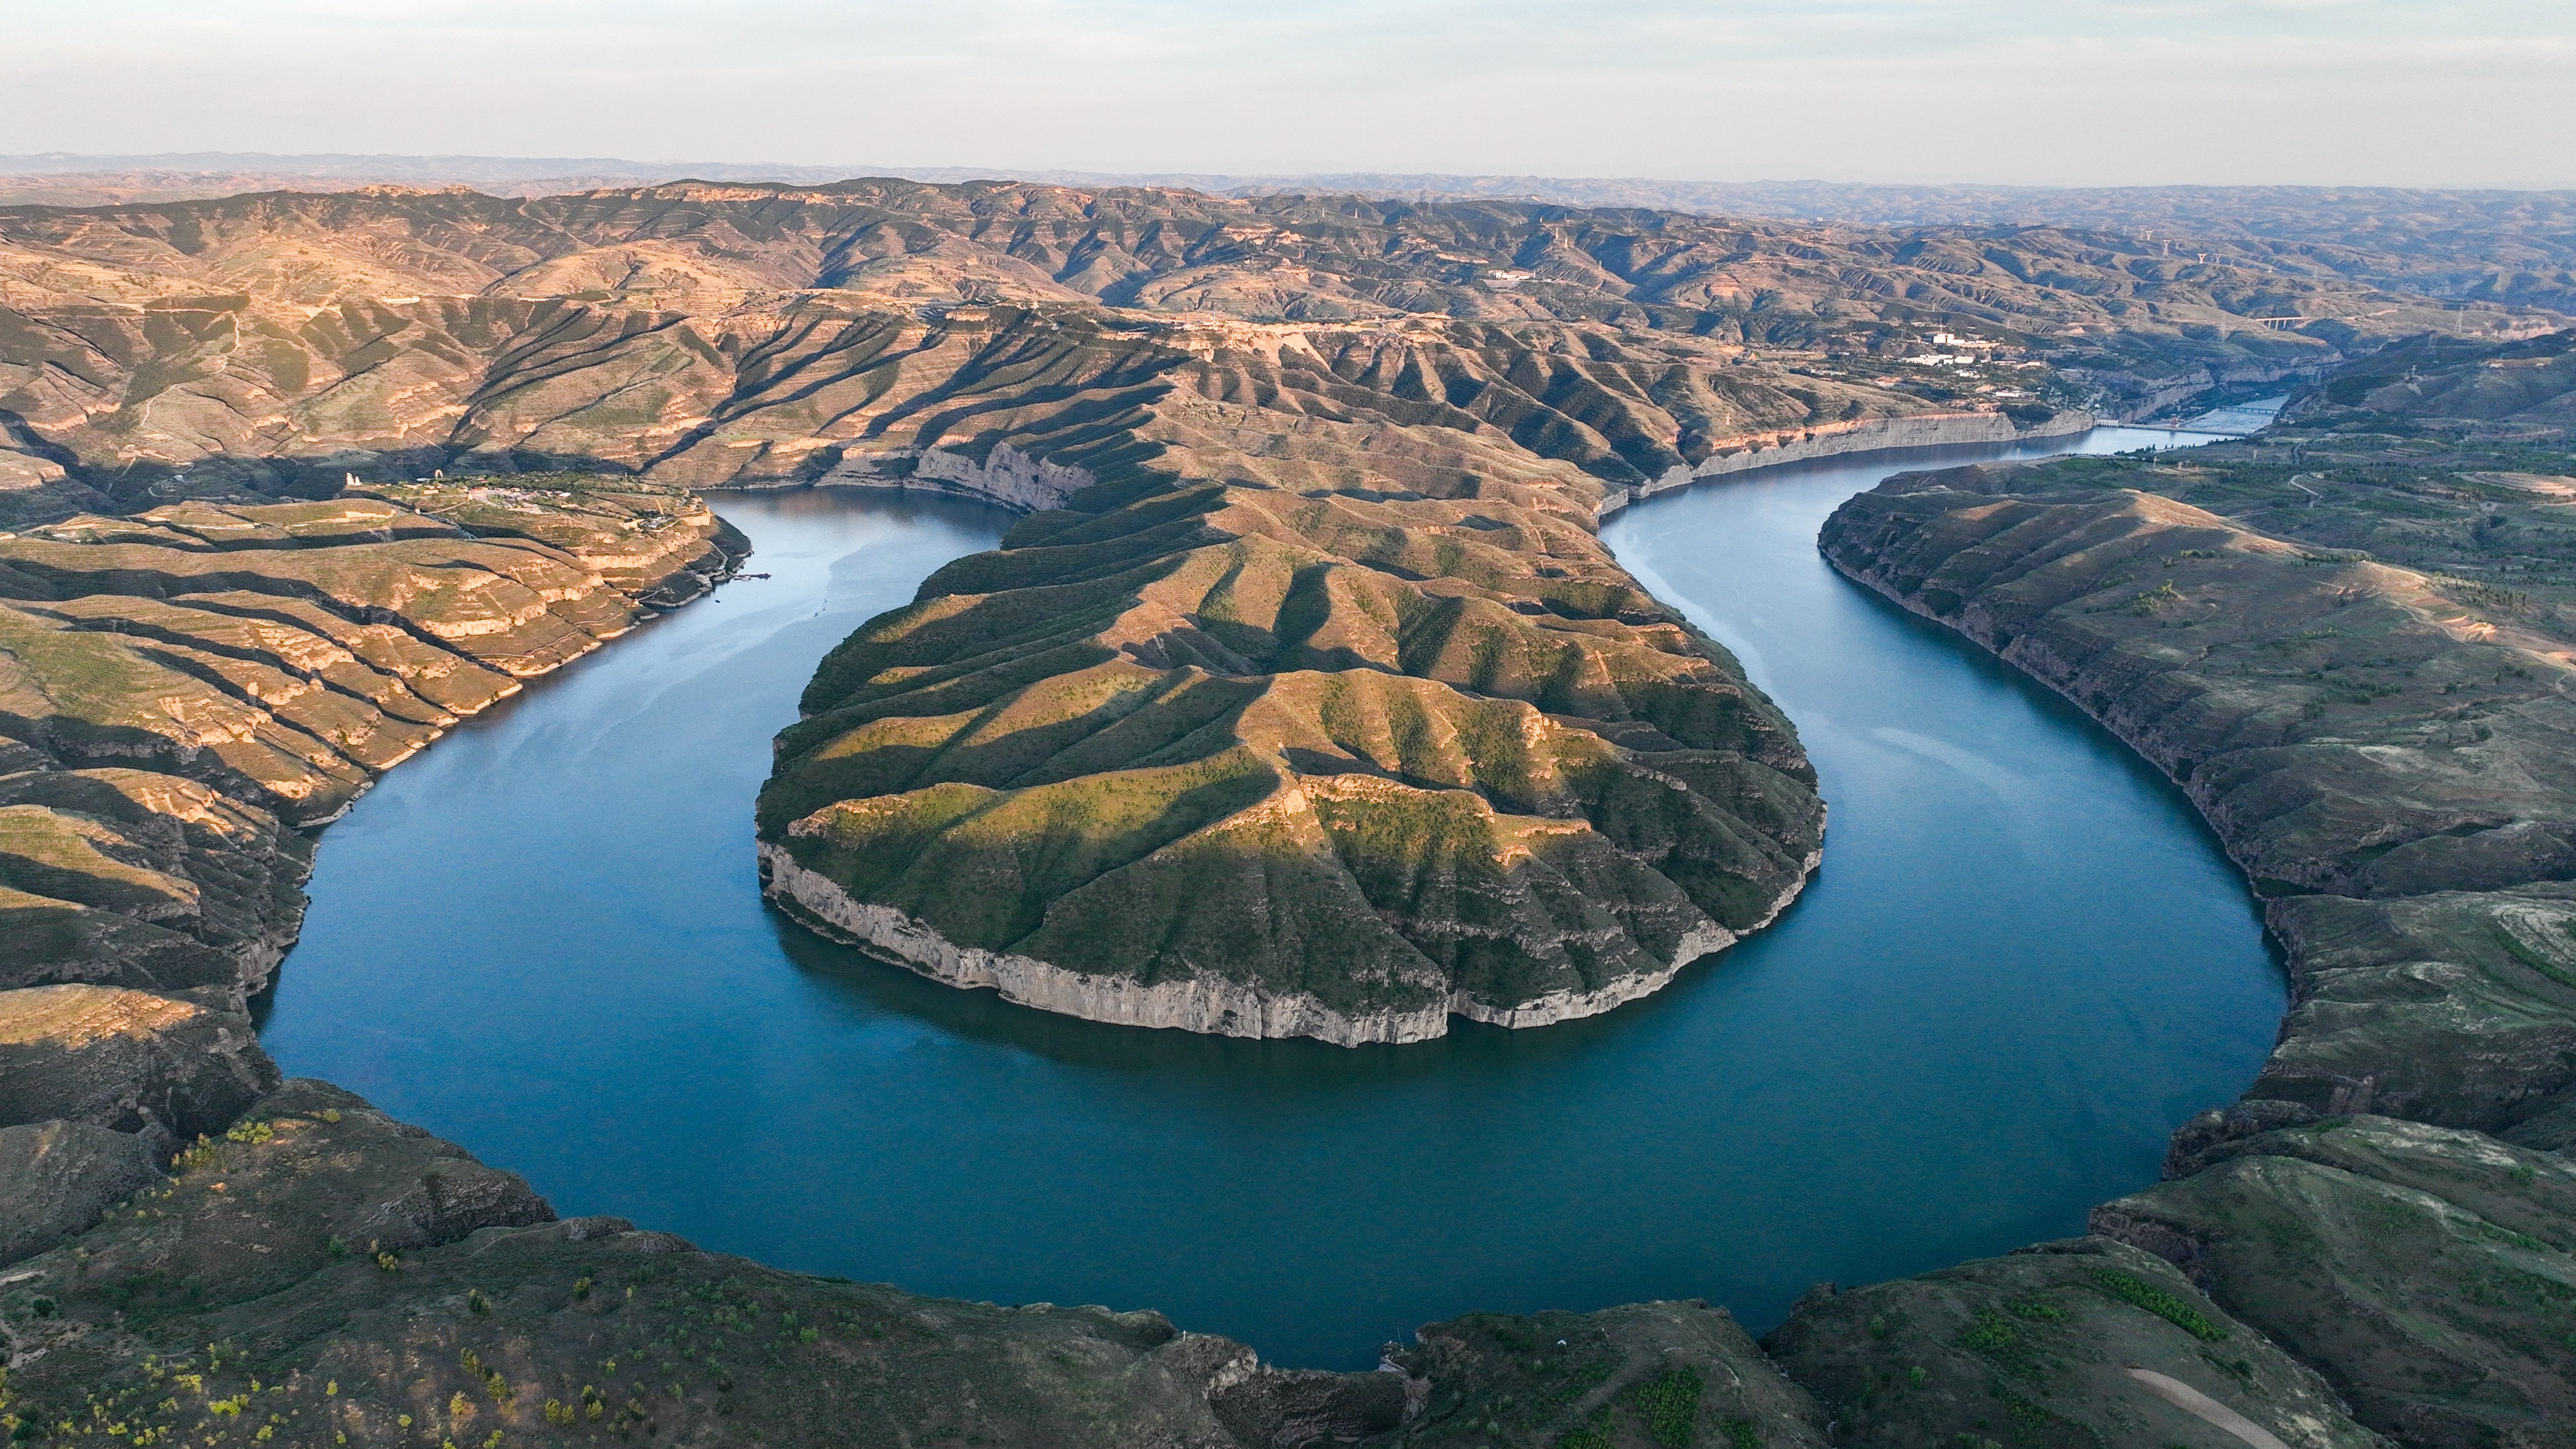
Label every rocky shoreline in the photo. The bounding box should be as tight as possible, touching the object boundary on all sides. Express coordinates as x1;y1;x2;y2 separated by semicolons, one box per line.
761;841;1456;1044
761;839;1780;1042
1595;408;2097;519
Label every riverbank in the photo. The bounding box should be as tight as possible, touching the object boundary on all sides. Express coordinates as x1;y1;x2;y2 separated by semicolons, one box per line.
1811;374;2576;1443
1596;408;2097;519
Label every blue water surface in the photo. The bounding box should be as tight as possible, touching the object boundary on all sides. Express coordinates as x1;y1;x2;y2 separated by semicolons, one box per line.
260;431;2283;1369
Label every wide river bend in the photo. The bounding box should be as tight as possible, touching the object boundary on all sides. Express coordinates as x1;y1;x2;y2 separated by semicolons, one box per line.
260;427;2283;1369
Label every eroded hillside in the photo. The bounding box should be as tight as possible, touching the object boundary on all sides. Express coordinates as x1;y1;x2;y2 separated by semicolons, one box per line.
0;178;2506;514
0;477;741;1006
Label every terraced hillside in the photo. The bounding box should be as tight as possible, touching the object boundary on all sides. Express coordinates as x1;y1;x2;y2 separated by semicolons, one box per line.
0;477;742;1007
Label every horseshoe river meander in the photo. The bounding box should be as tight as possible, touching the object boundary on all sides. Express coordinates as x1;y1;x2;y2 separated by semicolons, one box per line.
256;424;2286;1370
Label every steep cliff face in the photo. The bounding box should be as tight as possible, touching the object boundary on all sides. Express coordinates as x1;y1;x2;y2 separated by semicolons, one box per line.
1600;408;2096;519
820;440;1100;512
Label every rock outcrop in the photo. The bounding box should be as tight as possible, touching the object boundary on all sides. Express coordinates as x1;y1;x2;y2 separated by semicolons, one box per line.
821;440;1100;513
0;1118;157;1266
0;984;276;1149
1598;408;2096;519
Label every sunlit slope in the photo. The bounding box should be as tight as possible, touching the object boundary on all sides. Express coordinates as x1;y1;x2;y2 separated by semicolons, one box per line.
0;178;2490;509
0;180;2457;327
0;479;742;999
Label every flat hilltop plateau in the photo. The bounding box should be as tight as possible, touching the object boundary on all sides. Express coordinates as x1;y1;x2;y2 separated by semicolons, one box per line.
0;177;2571;1446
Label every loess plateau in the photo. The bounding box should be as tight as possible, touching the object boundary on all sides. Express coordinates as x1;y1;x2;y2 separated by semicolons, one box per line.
0;177;2569;1447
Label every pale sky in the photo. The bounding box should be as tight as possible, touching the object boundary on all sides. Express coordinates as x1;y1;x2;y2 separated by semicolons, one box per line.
5;0;2572;187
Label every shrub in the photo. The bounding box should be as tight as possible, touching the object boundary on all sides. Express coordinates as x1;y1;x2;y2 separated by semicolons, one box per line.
1958;1309;2019;1354
1629;1367;1704;1449
2002;1394;2053;1427
2087;1270;2227;1341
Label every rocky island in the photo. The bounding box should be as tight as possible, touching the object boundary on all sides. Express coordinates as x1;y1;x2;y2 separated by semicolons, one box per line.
0;177;2566;1446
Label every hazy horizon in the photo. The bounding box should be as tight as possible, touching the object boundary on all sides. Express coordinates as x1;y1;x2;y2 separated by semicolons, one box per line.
11;152;2576;200
7;1;2573;191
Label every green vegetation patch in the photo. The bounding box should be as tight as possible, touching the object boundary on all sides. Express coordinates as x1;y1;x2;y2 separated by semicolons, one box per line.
1631;1367;1706;1448
2085;1270;2227;1340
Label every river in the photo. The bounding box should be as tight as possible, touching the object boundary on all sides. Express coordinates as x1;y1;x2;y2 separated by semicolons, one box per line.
258;428;2283;1370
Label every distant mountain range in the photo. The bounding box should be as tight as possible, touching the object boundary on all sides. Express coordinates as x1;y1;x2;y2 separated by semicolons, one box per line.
6;153;2570;319
6;150;2572;231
